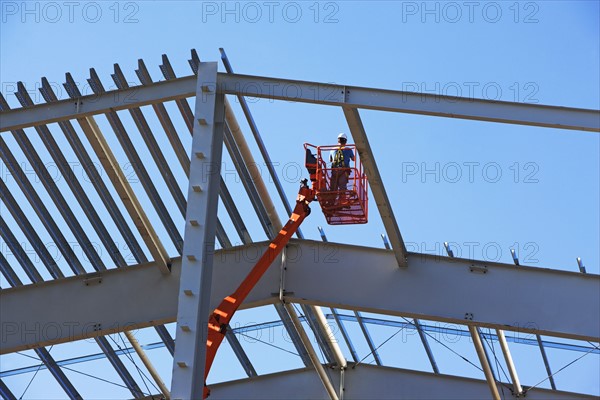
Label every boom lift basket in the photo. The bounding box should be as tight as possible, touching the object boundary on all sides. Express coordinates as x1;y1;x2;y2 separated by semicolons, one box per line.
304;143;368;224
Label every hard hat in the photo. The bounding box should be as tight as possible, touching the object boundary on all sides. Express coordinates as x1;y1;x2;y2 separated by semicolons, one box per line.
337;133;347;140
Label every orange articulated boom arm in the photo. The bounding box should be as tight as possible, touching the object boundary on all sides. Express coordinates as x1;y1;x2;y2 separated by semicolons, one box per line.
203;180;315;398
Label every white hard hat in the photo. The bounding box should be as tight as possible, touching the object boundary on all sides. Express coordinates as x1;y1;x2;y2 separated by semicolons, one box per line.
337;133;347;140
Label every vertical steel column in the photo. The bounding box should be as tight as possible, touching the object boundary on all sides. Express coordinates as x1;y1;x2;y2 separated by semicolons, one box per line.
469;326;501;400
171;62;225;399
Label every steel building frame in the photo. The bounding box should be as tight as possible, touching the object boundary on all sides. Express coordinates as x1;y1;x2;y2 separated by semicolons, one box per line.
0;50;598;399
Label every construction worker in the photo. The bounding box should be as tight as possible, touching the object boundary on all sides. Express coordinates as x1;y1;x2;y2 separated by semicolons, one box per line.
329;133;355;197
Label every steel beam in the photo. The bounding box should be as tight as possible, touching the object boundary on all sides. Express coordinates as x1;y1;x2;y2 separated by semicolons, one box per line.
413;319;439;374
354;311;382;365
0;215;44;284
343;107;407;267
95;336;144;398
206;364;595;400
170;62;225;399
38;78;148;265
0;251;22;287
0;378;16;400
284;303;339;400
3;240;598;354
34;347;83;400
537;334;558;390
14;83;128;269
216;73;600;132
3;73;599;133
330;309;359;363
496;328;523;396
76;116;170;273
0;140;86;275
0;181;64;279
219;48;302;238
469;326;501;400
111;64;187;218
136;59;190;177
82;70;183;254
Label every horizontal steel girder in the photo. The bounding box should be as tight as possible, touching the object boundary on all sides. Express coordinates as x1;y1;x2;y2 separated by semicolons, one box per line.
2;73;598;132
1;240;598;354
207;364;594;400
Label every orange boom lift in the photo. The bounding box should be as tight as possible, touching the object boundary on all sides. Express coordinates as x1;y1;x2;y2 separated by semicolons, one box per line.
203;144;369;398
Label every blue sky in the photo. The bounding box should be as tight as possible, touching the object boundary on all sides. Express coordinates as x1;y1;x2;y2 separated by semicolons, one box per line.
1;0;599;398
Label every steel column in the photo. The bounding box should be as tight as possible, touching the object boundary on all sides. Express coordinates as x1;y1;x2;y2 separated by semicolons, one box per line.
171;62;225;399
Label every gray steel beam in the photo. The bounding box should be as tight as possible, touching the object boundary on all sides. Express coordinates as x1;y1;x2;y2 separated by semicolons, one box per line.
216;73;600;132
300;304;337;364
5;129;107;271
206;364;595;400
330;308;359;363
219;48;303;239
3;240;598;353
0;378;16;400
34;347;83;400
414;318;439;374
82;70;183;254
111;63;187;218
537;334;558;390
274;304;314;367
0;215;43;284
159;54;195;133
95;336;144;398
0;182;64;279
470;326;501;400
3;72;598;133
222;121;274;239
354;311;382;366
0;241;83;400
225;327;257;378
343;107;407;267
13;83;128;269
158;54;252;247
135;59;190;177
0;251;23;287
38;78;148;265
0;139;86;275
171;62;225;399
